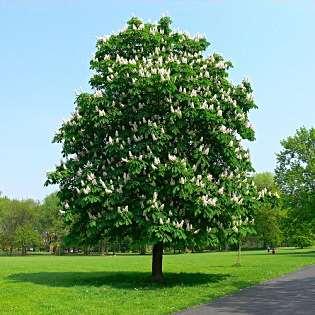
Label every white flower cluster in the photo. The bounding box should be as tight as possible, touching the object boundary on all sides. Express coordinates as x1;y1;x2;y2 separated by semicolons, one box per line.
168;154;177;161
118;205;129;213
148;191;165;211
215;60;226;69
185;221;193;231
245;121;254;130
219;125;233;134
220;89;238;107
230;193;243;205
220;170;234;179
83;186;91;194
201;195;217;207
200;100;214;111
235;113;254;131
73;170;128;197
198;144;210;155
257;187;278;200
149;25;158;34
170;106;182;118
87;173;97;186
95;106;106;117
151;156;160;170
231;216;253;233
173;220;184;228
98;35;110;43
94;90;103;97
192;174;205;188
99;178;114;194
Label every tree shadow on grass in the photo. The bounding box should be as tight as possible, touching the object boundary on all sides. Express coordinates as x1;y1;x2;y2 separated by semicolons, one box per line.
7;271;229;290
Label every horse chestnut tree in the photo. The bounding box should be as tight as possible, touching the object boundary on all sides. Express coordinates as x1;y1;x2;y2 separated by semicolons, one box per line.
47;17;266;281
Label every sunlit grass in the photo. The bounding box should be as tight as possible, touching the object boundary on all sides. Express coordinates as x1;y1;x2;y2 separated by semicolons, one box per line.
0;248;314;314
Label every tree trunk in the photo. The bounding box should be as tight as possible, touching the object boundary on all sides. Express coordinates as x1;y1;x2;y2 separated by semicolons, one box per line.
151;243;163;282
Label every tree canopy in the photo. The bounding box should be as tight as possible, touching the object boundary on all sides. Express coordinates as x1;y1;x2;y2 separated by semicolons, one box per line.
252;172;283;247
0;193;66;254
275;127;314;213
275;127;315;247
0;198;41;254
46;16;275;279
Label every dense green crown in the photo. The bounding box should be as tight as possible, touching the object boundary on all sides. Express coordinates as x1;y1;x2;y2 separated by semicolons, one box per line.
275;127;315;212
47;17;266;246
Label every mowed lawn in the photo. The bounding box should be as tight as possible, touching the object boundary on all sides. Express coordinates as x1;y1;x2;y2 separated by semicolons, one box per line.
0;248;315;315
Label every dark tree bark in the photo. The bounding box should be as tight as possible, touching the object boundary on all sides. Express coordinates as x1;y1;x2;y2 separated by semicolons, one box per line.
151;243;163;282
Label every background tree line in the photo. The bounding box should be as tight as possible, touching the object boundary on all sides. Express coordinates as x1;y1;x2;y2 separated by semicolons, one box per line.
0;192;149;255
0;193;65;255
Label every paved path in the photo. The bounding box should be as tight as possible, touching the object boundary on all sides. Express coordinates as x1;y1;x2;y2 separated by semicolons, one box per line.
177;265;315;315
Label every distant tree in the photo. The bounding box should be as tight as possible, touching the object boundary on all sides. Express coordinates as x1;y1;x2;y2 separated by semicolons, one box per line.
0;198;40;254
47;16;274;281
252;172;283;247
15;223;41;255
253;172;277;192
275;127;315;247
39;193;66;254
275;127;314;217
0;197;15;252
283;215;313;248
254;207;283;247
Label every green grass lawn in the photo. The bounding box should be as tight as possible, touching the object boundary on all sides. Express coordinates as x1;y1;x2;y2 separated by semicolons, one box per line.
0;248;314;315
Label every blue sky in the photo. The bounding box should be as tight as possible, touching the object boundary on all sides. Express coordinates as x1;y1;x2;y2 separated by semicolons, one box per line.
0;0;314;201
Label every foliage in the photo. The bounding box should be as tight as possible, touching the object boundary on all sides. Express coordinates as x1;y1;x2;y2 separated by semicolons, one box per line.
275;127;315;247
251;172;283;247
0;198;40;252
290;232;313;248
14;224;41;254
281;208;314;248
0;193;66;254
253;172;277;192
46;16;272;261
39;193;66;251
275;127;314;215
253;206;283;247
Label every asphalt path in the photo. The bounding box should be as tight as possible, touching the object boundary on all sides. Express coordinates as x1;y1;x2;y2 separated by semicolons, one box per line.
177;265;315;315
